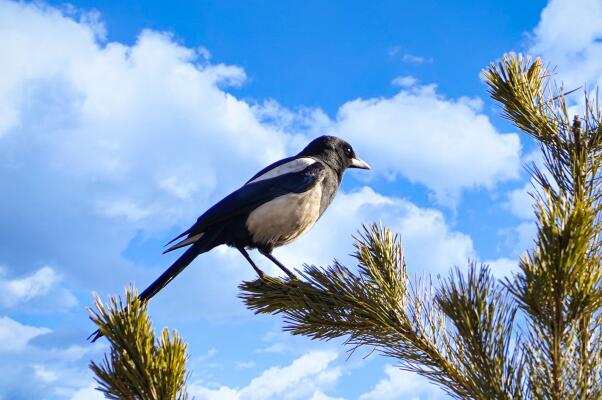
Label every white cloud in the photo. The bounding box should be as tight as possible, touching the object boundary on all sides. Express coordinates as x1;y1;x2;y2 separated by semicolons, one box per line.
256;342;288;354
198;347;218;362
528;0;602;120
193;385;240;400
392;76;418;87
0;266;57;307
504;183;534;220
235;361;255;369
484;257;518;279
516;222;537;251
0;336;104;399
0;265;77;311
33;364;59;383
530;0;602;96
498;221;537;259
359;365;445;400
95;199;154;222
240;351;340;399
278;187;476;275
401;54;434;64
498;148;542;256
0;317;50;352
159;175;201;200
503;144;544;222
331;85;521;205
190;350;341;400
70;384;105;400
388;48;433;63
310;392;344;400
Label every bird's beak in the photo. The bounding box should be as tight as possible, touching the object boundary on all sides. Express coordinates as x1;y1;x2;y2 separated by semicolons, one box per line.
349;157;371;170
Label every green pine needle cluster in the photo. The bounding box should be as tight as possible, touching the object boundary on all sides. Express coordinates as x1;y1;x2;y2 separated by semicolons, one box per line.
240;54;602;400
88;287;189;400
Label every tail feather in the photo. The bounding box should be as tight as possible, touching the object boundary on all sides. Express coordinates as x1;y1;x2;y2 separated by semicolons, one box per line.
163;233;205;254
164;228;191;247
139;244;202;302
89;229;221;343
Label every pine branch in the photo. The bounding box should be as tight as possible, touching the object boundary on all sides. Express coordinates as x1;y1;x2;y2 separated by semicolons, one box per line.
483;53;560;143
88;287;189;400
240;224;525;400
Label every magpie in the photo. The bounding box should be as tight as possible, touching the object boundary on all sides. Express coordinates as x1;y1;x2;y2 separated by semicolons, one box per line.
89;135;369;341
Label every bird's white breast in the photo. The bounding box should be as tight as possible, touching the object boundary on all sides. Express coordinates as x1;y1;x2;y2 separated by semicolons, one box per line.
247;157;316;184
245;182;323;247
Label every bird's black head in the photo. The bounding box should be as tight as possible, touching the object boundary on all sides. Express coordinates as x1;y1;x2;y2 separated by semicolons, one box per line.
299;135;370;176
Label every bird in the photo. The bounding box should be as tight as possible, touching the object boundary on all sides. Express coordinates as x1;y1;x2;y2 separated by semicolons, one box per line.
89;135;369;341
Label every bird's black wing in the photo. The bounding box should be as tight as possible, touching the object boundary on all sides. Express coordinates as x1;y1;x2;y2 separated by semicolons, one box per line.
165;162;325;251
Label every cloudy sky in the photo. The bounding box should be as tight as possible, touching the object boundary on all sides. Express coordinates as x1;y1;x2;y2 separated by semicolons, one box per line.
0;0;599;398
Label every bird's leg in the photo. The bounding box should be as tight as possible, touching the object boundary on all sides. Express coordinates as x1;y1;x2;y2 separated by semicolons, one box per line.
259;249;296;279
237;246;265;278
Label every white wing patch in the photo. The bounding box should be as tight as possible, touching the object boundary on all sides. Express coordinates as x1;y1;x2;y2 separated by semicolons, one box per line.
247;157;316;184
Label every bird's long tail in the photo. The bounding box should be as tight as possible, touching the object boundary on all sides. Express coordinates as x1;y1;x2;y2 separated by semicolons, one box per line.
88;229;221;342
139;243;203;302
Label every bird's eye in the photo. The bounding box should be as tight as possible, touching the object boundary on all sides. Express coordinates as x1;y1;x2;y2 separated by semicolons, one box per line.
345;146;352;156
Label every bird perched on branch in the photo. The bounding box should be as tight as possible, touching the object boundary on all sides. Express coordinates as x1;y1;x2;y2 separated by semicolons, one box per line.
90;135;369;341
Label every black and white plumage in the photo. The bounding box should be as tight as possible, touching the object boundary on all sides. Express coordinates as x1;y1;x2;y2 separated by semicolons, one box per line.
89;135;368;341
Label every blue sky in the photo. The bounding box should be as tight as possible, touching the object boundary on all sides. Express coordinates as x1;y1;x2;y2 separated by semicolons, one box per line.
0;0;600;399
